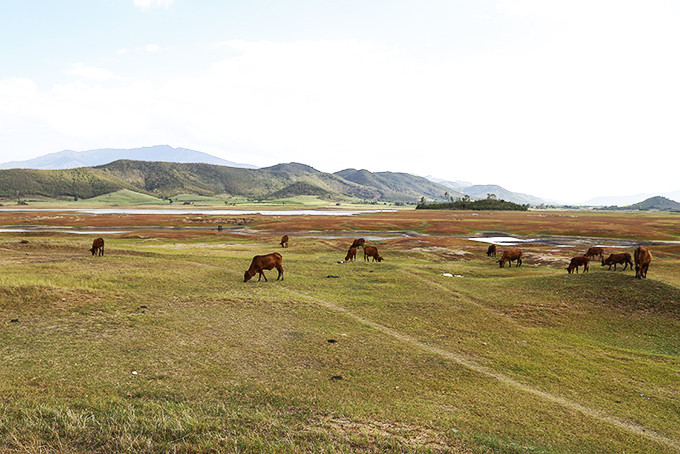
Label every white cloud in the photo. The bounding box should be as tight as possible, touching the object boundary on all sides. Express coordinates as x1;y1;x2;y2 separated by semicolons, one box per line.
65;63;123;82
133;0;174;10
3;13;680;202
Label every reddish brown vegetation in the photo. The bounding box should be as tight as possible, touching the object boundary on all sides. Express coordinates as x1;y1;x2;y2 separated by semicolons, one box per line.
1;210;677;242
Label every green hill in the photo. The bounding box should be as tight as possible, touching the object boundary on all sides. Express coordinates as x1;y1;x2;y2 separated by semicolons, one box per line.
86;189;165;206
599;196;680;212
0;160;455;204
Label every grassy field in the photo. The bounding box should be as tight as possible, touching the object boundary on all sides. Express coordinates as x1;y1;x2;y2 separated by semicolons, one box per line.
0;209;679;452
2;190;386;209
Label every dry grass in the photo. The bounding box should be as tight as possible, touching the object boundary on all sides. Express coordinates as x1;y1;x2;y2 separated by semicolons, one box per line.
0;209;679;452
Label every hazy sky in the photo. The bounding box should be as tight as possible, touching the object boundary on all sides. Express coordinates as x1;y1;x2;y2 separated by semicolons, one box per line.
2;1;679;203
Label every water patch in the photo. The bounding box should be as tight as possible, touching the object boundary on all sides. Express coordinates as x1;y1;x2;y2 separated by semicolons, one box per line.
297;234;405;241
468;236;530;246
0;228;131;235
469;236;638;248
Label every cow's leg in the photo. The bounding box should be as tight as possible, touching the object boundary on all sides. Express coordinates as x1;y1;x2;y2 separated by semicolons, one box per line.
277;266;283;280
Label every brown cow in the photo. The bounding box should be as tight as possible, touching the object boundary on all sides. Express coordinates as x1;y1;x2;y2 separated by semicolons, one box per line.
350;238;366;249
280;235;289;248
601;253;633;271
486;244;497;257
634;246;652;279
345;246;357;262
89;237;104;256
498;249;522;268
566;256;589;274
364;245;383;262
584;247;605;261
244;253;284;282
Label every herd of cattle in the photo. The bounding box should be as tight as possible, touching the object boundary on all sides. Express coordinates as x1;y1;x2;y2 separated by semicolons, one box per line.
88;234;653;282
243;236;384;282
486;243;652;279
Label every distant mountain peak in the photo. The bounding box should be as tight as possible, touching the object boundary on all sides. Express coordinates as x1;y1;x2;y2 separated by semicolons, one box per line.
262;162;320;173
0;145;257;170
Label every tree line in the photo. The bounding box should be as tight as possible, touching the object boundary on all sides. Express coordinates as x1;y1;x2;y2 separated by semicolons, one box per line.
416;193;528;211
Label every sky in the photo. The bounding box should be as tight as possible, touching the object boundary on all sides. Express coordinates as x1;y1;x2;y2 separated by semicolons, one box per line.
1;0;679;204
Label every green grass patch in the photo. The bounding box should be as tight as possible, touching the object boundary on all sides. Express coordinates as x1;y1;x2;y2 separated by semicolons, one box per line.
0;234;678;452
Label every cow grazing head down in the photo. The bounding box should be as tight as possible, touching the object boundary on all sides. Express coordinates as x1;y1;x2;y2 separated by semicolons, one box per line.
244;252;284;283
89;238;104;256
363;245;383;262
498;249;522;268
566;256;589;274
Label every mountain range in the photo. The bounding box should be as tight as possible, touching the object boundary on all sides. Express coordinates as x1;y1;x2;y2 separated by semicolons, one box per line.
0;159;458;203
0;145;547;205
4;145;677;206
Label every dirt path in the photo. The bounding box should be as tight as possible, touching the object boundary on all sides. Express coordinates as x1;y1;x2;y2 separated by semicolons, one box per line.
283;286;680;452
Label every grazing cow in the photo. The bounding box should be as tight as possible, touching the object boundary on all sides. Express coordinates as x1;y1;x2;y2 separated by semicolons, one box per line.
498;249;522;268
244;253;284;282
345;246;357;262
566;256;590;274
601;253;633;271
364;245;383;262
280;235;289;248
634;246;652;279
350;238;366;249
486;244;497;257
584;247;605;261
89;238;104;256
